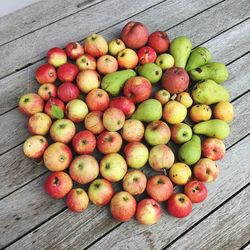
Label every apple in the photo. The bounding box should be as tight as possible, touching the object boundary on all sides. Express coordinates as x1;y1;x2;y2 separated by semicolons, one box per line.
50;118;76;144
103;107;125;132
162;67;189;94
167;193;192;218
171;123;193;144
155;53;175;70
84;111;104;134
28;112;52;135
44;97;65;119
19;93;44;116
149;144;175;172
146;175;173;202
117;48;139;69
38;83;57;101
100;153;127;182
169;163;192;185
202;138;226;161
144;120;171;146
65;99;88;123
76;54;96;71
97;55;118;74
65;42;84;60
108;38;126;56
122;170;147;196
43;142;72;171
148;31;170;53
97;131;122;154
44;171;73;199
136;198;161;225
193;158;219;182
176;92;193;108
213;101;234;123
154;89;170;105
69;155;99;184
88;178;114;206
137;46;157;64
35;63;57;84
109;96;135;117
23;135;48;159
84;34;108;58
47;47;67;67
86;88;109;112
57;62;79;82
121;119;144;142
121;21;148;49
184;181;208;203
76;70;100;93
110;191;136;222
57;82;80;103
72;130;96;155
66;188;89;212
124;142;149;169
123;76;152;103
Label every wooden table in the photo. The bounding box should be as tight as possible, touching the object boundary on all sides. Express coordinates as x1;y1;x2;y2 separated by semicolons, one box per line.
0;0;250;249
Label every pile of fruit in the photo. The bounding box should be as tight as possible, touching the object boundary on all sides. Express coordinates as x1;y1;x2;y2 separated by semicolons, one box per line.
19;21;234;224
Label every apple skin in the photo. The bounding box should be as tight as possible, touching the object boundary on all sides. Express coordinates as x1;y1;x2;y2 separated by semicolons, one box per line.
97;55;118;74
149;144;175;172
137;46;157;64
109;96;135;117
103;107;125;132
100;153;127;182
171;123;193;144
108;39;126;56
167;193;192;218
184;180;208;203
65;99;88;123
76;70;101;93
57;82;80;103
169;163;192;185
88;178;114;206
66;188;89;212
97;131;122;154
148;31;170;53
28;112;52;135
121;21;148;49
50;118;76;144
121;119;144;142
72;130;96;155
44;171;73;199
84;111;104;134
65;42;84;60
76;54;97;71
144;120;171;146
156;53;175;70
176;92;193;108
136;198;161;225
162;67;189;94
154;89;170;105
122;170;147;196
193;158;219;183
86;88;110;112
47;47;67;67
69;155;99;184
19;93;44;116
38;83;57;101
43;142;72;171
23;135;48;159
146;175;173;202
44;97;65;119
35;63;57;84
124;142;149;169
123;76;152;103
117;48;139;69
202;138;225;161
57;62;79;82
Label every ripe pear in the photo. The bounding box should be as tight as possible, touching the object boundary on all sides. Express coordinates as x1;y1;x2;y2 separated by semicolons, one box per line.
189;62;229;83
169;36;192;68
131;99;162;122
137;63;162;84
192;80;230;105
101;69;136;96
193;119;230;139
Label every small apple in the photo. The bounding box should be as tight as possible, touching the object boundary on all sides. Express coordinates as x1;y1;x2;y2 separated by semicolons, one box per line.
103;107;125;132
84;111;104;134
47;47;67;67
155;53;174;70
76;70;100;93
76;54;96;71
65;42;84;60
28;112;52;135
154;89;170;105
57;82;80;103
38;83;57;101
57;62;79;82
117;48;139;69
65;99;88;123
176;92;193;108
163;101;187;124
121;119;144;142
148;31;170;53
86;88;109;112
35;64;57;84
137;46;157;64
213;101;234;123
184;181;208;203
97;131;122;154
189;104;212;123
19;93;44;116
108;39;126;56
169;163;192;185
202;138;225;161
44;97;65;119
171;123;193;144
109;96;135;117
66;188;89;212
97;55;118;74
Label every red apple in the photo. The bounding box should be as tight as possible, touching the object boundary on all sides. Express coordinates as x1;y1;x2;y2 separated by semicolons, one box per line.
76;54;96;71
97;131;122;154
47;47;67;67
38;83;57;101
57;82;80;103
97;55;118;74
44;97;65;119
86;88;109;112
103;107;125;132
66;188;89;212
84;111;104;134
65;99;88;123
202;138;226;161
184;181;208;203
148;31;170;53
65;42;84;60
28;112;52;135
76;70;100;93
137;46;157;64
19;93;44;116
109;96;135;117
57;62;79;82
117;48;139;69
35;63;57;84
154;89;170;105
121;119;144;142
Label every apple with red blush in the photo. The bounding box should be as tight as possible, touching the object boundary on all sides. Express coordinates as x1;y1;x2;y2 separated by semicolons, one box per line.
103;107;125;132
76;70;100;93
35;63;57;84
137;46;157;64
44;97;65;119
28;112;52;135
76;54;96;71
109;96;135;117
57;62;79;82
47;47;67;67
86;88;109;112
66;188;89;212
154;89;170;105
148;31;170;53
65;99;88;123
117;48;139;69
19;93;44;116
65;42;84;60
184;180;208;203
121;119;144;142
97;55;118;74
38;83;57;101
84;111;105;134
97;131;122;154
202;138;225;161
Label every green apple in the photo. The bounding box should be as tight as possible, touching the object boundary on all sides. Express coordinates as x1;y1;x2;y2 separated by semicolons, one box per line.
171;123;192;144
156;53;174;70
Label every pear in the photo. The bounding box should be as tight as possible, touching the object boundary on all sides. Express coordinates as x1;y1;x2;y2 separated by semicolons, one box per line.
101;69;136;96
189;62;229;83
192;79;230;105
131;99;162;122
137;63;162;84
186;47;211;71
169;36;192;68
193;119;230;139
178;135;201;165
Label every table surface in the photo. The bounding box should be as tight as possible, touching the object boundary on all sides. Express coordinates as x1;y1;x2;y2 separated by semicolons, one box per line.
0;0;250;249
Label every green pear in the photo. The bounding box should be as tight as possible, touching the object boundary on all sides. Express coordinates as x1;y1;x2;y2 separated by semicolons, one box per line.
137;63;162;84
178;135;201;165
169;36;192;68
192;80;230;105
101;69;136;96
193;119;230;139
189;62;229;83
186;47;211;71
131;99;162;122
